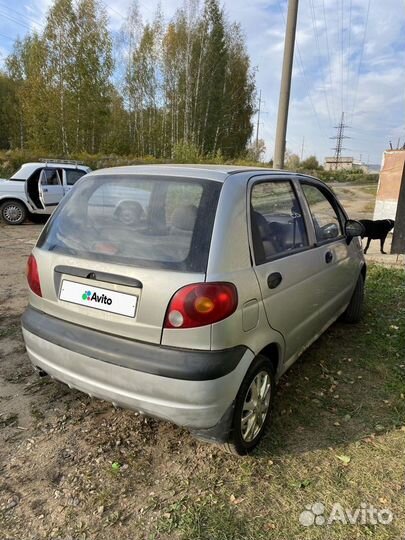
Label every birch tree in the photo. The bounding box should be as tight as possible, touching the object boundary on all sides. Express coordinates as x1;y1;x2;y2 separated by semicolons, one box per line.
2;0;256;159
44;0;77;154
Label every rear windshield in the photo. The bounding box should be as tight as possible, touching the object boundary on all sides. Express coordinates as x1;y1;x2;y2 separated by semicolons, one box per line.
37;175;222;272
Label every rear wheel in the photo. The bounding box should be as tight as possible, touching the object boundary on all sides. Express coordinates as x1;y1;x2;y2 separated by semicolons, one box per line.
224;355;276;455
341;273;364;324
1;200;27;225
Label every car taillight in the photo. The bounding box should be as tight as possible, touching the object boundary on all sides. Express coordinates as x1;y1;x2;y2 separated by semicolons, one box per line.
164;282;238;329
26;254;42;297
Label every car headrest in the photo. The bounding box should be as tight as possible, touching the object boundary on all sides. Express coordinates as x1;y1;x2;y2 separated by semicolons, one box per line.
171;205;197;231
252;210;268;238
114;201;145;223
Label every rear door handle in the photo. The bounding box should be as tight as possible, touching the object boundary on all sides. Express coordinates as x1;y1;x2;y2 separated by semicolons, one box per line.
325;251;333;264
267;272;282;289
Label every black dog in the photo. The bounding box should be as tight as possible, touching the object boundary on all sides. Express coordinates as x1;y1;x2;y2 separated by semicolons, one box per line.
359;219;395;254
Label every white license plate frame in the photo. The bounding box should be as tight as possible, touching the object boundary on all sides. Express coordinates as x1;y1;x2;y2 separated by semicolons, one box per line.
59;279;138;318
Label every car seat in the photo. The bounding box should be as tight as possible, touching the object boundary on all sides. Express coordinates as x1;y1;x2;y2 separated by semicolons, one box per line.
170;205;197;234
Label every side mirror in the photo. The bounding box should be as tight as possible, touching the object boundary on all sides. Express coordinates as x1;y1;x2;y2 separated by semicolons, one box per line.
345;219;365;245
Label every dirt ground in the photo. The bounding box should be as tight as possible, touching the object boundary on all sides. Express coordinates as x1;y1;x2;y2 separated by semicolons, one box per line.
0;184;404;540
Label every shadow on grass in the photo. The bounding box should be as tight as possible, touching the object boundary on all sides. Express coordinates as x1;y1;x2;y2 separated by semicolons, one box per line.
257;265;405;457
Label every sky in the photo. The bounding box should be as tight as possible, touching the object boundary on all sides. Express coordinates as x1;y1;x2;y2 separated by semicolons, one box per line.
0;0;404;165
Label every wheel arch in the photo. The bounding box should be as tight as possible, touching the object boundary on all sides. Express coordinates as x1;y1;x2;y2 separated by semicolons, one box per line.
256;342;281;377
0;196;31;212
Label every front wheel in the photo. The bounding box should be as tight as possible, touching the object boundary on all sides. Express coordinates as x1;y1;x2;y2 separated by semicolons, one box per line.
0;200;27;225
224;355;276;455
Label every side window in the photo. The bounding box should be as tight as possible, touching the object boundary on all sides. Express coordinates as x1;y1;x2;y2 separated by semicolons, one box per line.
66;169;86;186
41;168;62;186
250;181;308;264
301;184;343;242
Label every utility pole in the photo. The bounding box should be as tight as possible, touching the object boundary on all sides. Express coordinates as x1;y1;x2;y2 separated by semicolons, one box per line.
273;0;299;169
255;89;262;150
330;112;350;170
392;162;405;254
300;136;305;161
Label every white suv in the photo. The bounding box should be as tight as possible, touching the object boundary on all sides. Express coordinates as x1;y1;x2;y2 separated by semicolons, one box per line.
0;159;91;225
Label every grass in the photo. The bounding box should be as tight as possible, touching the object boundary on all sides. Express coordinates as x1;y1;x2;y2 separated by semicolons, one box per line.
151;265;405;540
0;264;403;540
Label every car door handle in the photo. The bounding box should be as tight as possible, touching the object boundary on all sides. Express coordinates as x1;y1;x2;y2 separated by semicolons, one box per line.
267;272;282;289
42;188;48;192
325;251;333;264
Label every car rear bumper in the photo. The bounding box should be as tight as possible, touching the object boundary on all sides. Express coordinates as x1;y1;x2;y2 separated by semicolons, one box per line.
21;307;254;434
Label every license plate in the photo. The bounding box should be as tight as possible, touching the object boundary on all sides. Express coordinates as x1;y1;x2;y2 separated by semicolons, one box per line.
59;280;138;318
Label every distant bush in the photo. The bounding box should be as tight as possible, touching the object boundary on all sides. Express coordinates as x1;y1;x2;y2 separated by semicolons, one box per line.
172;142;201;163
0;149;379;185
0;150;169;177
1;148;275;177
315;169;379;184
300;155;320;170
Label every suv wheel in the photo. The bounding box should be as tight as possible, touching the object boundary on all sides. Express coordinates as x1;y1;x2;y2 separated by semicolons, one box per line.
1;200;27;225
224;355;276;455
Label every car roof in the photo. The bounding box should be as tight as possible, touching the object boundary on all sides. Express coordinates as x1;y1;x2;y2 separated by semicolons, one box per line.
87;164;291;183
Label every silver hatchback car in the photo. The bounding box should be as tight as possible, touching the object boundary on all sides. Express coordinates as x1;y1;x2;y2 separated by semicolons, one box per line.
21;165;366;454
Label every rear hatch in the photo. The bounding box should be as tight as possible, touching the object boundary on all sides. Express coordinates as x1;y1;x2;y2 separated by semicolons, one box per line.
32;173;221;345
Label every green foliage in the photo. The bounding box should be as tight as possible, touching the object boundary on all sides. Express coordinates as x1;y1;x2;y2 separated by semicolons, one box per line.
172;141;201;163
301;155;319;170
317;169;379;184
245;139;266;162
0;74;19;149
1;0;255;160
284;151;300;170
3;0;113;155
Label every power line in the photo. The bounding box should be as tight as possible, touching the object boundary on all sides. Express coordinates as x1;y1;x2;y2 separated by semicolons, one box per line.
276;1;327;139
102;1;128;20
0;2;44;29
349;0;371;125
0;31;15;42
345;0;353;116
0;9;33;31
321;0;338;125
103;0;154;20
308;0;332;127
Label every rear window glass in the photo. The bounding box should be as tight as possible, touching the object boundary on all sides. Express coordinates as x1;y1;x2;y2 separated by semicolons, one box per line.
37;175;222;272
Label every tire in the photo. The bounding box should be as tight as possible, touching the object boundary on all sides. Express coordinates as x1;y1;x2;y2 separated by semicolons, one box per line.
341;273;364;324
223;355;276;456
0;200;27;225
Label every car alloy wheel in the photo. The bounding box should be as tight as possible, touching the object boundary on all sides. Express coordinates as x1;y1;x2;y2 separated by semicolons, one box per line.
223;355;276;455
241;370;271;442
1;200;27;225
3;203;22;223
